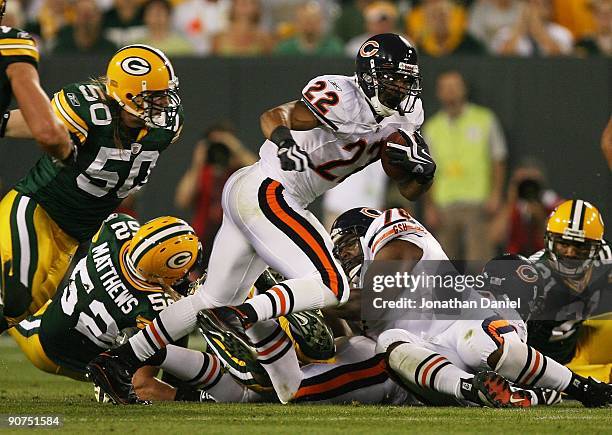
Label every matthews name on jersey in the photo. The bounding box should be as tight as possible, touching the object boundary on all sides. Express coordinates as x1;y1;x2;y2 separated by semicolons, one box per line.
0;26;39;114
14;82;182;242
13;214;174;373
259;75;424;205
527;242;612;364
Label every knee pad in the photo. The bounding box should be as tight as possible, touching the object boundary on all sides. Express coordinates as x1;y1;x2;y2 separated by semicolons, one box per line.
375;329;421;354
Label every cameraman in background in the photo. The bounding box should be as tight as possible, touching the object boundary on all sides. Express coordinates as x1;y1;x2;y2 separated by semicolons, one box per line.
175;122;257;266
490;158;563;256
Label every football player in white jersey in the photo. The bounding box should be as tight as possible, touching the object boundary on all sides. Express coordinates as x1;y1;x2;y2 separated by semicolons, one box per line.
87;33;437;405
330;208;612;407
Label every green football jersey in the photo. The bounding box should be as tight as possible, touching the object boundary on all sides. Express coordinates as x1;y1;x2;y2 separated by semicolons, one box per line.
0;26;39;113
38;213;174;373
527;243;612;364
15;81;183;242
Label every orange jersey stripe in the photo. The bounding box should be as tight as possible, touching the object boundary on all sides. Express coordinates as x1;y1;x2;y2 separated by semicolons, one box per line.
371;228;396;253
487;319;511;346
265;181;340;296
294;359;386;399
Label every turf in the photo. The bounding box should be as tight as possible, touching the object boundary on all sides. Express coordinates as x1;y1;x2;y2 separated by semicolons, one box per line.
1;337;611;435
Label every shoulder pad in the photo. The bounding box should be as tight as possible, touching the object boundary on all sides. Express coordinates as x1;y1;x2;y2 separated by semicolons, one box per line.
301;75;356;132
92;213;141;244
365;208;427;257
0;26;39;65
51;83;107;144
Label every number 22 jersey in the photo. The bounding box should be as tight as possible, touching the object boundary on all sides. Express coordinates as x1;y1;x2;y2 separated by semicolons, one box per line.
259;75;424;206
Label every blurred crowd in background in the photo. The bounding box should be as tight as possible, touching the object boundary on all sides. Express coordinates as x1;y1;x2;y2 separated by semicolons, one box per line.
2;0;610;57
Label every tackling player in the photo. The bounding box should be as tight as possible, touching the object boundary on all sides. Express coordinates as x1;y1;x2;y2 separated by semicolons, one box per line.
0;0;75;331
9;213;231;403
527;199;612;382
0;44;182;333
88;33;437;404
330;207;612;407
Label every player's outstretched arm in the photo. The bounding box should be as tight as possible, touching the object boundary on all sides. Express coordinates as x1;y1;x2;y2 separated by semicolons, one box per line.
4;62;72;160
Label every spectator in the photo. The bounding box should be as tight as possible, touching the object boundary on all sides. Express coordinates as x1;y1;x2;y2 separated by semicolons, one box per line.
345;1;400;56
553;0;595;39
334;0;371;43
274;1;343;56
175;123;257;265
2;0;26;28
489;160;563;256
211;0;274;56
492;0;574;56
261;0;339;38
135;0;194;55
407;0;485;56
468;0;522;53
53;0;116;53
103;0;146;47
173;0;230;55
25;0;73;49
423;71;507;262
601;116;612;170
575;0;612;57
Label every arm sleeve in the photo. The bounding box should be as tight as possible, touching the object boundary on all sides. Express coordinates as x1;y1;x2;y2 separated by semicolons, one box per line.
50;85;90;145
0;29;39;70
300;76;351;132
365;208;428;258
489;114;507;161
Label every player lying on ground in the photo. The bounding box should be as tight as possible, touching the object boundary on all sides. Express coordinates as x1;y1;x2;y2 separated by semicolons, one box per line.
0;0;75;332
526;199;612;383
9;213;231;403
87;33;438;404
329;207;612;407
0;44;182;334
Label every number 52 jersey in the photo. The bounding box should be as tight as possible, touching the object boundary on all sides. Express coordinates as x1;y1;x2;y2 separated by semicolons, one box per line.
15;81;183;242
259;75;424;206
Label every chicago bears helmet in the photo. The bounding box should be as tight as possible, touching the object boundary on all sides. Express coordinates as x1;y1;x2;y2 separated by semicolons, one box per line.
482;254;545;321
544;199;604;278
331;207;381;283
106;44;180;128
356;33;421;117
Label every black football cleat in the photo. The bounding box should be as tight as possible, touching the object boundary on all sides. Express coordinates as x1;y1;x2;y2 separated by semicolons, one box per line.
567;375;612;408
470;371;532;408
86;352;147;405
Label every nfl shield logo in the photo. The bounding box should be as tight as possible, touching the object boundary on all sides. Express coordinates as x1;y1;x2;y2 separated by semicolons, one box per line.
131;143;142;155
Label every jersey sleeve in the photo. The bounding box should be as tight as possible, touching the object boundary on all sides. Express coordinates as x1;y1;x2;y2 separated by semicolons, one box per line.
300;76;351;132
50;83;92;145
0;28;39;69
364;208;428;258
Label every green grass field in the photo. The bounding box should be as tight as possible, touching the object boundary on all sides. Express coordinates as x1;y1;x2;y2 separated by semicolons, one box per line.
1;337;611;434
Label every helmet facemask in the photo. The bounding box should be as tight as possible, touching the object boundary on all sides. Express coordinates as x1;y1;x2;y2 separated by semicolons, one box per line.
130;80;180;129
545;232;601;279
332;231;365;285
361;63;421;117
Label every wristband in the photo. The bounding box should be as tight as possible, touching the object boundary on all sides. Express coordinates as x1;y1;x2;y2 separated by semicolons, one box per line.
0;111;10;137
270;125;294;148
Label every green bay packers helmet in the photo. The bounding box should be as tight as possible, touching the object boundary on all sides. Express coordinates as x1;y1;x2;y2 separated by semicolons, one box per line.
106;44;180;128
545;199;604;278
127;216;200;287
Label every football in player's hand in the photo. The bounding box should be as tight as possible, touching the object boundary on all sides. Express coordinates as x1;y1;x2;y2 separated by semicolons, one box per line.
381;131;411;181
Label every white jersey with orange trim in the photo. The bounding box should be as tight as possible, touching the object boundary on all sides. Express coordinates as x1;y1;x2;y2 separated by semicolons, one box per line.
259;75;424;206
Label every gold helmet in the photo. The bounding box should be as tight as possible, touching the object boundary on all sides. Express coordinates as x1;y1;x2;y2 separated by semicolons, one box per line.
545;199;604;278
127;216;200;287
106;44;180;128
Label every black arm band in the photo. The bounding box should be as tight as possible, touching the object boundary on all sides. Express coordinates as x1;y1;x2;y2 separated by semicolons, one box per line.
0;111;10;138
270;125;294;148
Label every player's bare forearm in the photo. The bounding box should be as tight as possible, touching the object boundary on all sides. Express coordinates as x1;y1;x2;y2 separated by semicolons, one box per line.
397;178;433;201
6;62;71;160
323;288;362;321
132;366;177;401
260;100;320;139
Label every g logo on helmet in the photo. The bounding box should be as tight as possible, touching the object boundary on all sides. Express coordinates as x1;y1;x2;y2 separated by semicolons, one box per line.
121;57;152;76
167;251;193;269
359;40;380;58
516;264;539;283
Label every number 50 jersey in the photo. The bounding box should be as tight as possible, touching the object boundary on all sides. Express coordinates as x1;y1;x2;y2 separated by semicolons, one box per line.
15;81;183;242
37;214;174;373
259;75;424;206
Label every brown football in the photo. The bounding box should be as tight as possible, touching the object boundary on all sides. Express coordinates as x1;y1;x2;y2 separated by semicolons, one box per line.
381;130;432;201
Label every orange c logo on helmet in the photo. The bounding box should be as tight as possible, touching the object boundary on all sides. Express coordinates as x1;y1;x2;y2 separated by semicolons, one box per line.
516;264;539;283
359;40;380;58
167;251;192;269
